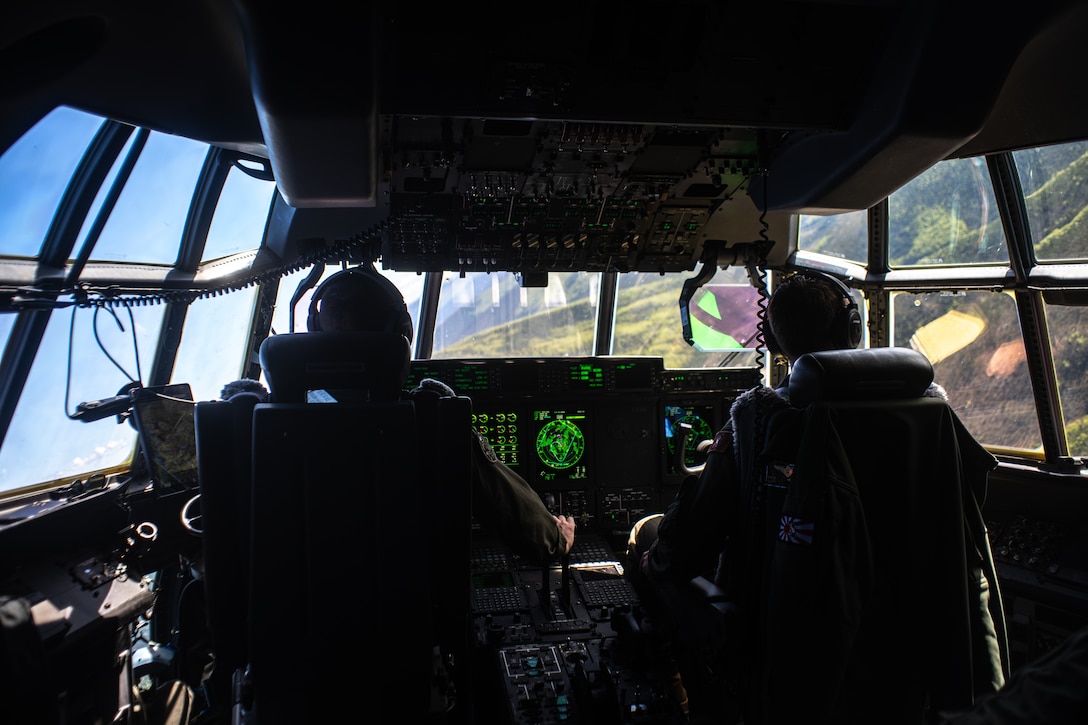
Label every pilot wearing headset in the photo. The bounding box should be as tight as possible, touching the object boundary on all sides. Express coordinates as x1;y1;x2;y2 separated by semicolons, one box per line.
631;270;962;583
632;271;873;586
306;263;575;563
628;270;956;718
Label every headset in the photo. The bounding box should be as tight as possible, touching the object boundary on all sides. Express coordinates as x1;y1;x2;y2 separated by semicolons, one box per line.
764;270;863;353
306;264;414;342
818;271;863;350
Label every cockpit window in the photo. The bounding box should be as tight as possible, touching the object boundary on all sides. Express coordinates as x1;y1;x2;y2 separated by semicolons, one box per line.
798;209;868;265
2;107;104;258
613;266;761;369
888;157;1007;268
270;265;424;339
1043;302;1088;458
1014;140;1088;263
202;162;276;263
891;290;1039;452
82;131;208;265
0;304;166;494
431;271;598;358
172;289;260;402
0;106;269;497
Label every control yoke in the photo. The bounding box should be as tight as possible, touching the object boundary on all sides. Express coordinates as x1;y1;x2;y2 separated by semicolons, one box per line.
674;421;714;477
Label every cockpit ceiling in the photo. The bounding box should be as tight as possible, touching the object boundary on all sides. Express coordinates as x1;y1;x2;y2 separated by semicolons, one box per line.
3;1;1088;215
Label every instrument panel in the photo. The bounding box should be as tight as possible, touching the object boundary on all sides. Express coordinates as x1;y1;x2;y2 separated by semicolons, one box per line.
406;358;762;720
407;357;760;537
378;120;771;275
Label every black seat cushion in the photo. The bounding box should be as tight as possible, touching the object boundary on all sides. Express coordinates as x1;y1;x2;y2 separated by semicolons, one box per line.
789;347;934;407
258;331;410;403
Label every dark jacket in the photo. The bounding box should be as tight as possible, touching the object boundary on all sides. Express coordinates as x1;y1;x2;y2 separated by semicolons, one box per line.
646;382;1007;724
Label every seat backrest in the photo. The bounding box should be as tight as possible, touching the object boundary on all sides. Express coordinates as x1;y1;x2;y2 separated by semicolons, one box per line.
245;400;431;724
405;385;475;696
746;348;1008;724
193;391;263;713
233;331;474;724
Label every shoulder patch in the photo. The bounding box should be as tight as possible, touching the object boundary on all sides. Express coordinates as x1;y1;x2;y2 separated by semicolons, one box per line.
473;428;500;463
778;515;815;545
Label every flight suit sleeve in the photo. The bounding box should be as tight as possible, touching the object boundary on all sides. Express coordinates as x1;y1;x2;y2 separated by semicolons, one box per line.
644;427;737;585
469;428;565;562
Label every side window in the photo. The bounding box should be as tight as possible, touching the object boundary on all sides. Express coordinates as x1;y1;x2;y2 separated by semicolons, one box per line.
798;209;869;266
1014;141;1088;263
172;289;260;402
0;305;166;493
86;131;209;264
892;290;1039;451
0;107;262;496
203;160;277;262
1044;302;1088;457
1;107;104;257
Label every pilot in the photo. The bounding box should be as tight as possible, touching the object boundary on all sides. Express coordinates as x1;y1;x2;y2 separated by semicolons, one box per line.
626;271;952;719
306;263;575;562
633;271;947;586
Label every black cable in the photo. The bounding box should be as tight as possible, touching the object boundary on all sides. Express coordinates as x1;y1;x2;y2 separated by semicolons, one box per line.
747;131;782;379
92;304;139;382
15;223;386;314
63;305;79;420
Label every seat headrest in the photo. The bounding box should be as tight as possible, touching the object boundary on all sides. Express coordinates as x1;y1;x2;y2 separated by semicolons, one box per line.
226;391;265;409
259;331;410;403
788;348;934;407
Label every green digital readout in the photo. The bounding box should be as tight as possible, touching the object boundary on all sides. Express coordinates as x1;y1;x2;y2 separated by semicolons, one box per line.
567;363;604;389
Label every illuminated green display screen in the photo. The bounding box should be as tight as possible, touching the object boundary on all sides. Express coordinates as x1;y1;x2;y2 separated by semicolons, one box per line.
532;407;589;483
472;408;522;468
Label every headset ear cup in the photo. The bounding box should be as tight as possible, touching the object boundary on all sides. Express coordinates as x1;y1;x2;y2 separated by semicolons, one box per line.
830;276;862;349
793;270;862;350
393;300;413;343
840;303;862;349
829;290;862;349
368;271;413;343
307;277;329;332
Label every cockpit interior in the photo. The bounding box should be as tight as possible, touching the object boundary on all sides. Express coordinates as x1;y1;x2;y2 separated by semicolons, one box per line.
5;2;1088;724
